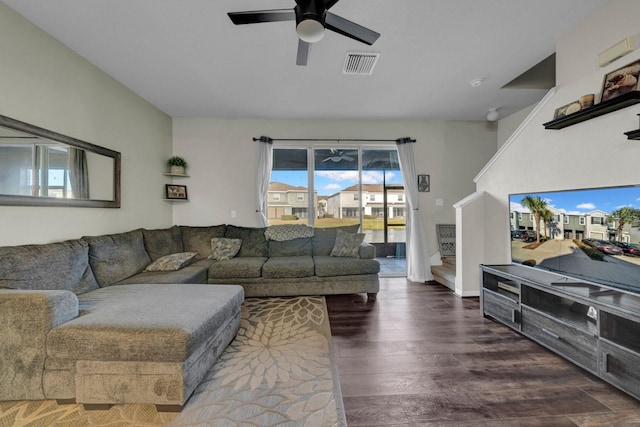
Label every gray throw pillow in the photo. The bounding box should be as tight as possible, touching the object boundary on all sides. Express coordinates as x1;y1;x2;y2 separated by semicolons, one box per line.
330;229;365;258
209;238;242;261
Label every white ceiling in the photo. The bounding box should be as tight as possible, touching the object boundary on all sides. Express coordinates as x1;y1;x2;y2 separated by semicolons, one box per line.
3;0;609;121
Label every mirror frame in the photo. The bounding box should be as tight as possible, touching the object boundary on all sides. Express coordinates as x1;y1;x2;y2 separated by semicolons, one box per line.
0;114;121;208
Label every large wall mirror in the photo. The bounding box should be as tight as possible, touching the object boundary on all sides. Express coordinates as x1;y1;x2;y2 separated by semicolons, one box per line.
0;115;121;208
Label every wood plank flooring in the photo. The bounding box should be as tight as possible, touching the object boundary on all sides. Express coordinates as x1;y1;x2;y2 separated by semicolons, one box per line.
326;278;640;426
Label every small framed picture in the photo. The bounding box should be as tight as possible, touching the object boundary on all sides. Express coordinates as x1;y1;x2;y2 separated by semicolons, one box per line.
166;184;188;200
418;174;430;192
553;101;581;119
600;58;640;102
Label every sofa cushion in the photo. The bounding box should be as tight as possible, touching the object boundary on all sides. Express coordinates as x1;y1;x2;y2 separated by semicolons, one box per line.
46;284;244;362
208;257;267;279
209;238;242;261
83;229;151;287
144;252;197;271
312;224;360;256
331;229;365;257
265;224;314;241
262;256;315;279
116;264;209;285
314;255;380;277
0;239;98;294
268;237;312;257
180;225;227;260
224;225;268;257
142;226;184;261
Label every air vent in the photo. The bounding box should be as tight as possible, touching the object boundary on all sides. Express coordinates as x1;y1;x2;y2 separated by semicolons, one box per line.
342;52;379;75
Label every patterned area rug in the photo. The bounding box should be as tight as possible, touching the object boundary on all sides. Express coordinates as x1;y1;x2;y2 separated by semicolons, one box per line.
0;296;346;427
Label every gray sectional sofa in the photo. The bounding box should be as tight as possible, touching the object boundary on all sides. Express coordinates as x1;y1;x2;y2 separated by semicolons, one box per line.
0;223;379;409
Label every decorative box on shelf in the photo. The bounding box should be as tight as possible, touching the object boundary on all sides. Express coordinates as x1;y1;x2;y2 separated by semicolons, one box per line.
543;91;640;130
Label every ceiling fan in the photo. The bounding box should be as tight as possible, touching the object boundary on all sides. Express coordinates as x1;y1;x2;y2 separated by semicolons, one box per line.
228;0;380;66
323;149;355;162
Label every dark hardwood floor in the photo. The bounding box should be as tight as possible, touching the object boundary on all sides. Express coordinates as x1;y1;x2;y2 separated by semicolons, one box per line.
326;278;640;426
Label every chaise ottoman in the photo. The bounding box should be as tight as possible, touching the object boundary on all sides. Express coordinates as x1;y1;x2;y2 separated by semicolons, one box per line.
44;284;244;410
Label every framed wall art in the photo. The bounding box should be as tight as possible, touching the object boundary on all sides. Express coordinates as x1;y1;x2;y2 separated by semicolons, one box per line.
418;174;430;192
166;184;188;200
553;100;582;119
600;58;640;102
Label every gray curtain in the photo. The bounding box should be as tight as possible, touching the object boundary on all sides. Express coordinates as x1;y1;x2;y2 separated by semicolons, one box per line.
68;147;89;199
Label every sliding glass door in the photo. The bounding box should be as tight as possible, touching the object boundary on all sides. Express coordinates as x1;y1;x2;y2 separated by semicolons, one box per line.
361;149;405;257
269;146;405;257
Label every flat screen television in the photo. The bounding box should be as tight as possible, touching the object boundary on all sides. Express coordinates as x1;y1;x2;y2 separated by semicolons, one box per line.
509;185;640;294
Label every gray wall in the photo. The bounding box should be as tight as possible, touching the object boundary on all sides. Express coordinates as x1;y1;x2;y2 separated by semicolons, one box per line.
172;118;497;258
0;3;173;246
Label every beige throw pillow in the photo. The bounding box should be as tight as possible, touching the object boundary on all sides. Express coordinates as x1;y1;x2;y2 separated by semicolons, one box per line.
330;229;365;258
209;238;242;261
145;252;198;271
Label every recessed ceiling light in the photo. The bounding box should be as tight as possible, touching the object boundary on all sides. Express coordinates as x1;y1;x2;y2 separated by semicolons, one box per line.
470;78;483;87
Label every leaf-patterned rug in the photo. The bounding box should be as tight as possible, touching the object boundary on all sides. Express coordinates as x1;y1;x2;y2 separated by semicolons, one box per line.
0;296;346;427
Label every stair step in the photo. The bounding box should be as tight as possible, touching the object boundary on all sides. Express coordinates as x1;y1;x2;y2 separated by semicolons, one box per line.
431;259;455;290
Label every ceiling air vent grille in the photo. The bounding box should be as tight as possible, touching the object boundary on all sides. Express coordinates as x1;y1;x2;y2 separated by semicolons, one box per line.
342;52;379;75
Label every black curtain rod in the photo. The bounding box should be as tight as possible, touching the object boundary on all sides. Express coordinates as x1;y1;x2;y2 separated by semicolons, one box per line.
253;136;415;143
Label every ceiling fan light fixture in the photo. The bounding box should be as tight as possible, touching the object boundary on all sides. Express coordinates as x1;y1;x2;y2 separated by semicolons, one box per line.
296;17;325;43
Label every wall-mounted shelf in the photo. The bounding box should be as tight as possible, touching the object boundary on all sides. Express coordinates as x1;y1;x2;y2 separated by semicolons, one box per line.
163;173;190;178
624;129;640;140
543;91;640;130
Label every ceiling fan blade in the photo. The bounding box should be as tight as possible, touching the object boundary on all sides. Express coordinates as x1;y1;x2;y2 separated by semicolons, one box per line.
228;9;295;25
296;40;310;66
324;0;341;9
325;12;380;45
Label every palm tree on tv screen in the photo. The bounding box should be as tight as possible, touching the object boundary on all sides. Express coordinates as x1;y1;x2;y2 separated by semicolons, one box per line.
522;196;548;243
608;207;640;242
541;208;553;240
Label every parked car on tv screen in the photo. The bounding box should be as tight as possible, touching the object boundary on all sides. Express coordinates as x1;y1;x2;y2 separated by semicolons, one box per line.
612;241;640;256
592;240;624;255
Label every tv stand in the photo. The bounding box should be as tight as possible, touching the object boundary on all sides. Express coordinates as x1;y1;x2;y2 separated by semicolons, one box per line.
481;264;640;401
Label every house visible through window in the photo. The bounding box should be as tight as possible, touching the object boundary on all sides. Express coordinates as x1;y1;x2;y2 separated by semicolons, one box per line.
269;146;407;257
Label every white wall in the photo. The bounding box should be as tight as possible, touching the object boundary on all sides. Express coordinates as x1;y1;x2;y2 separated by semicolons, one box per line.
172;118;497;258
497;105;535;149
0;3;173;246
467;0;640;289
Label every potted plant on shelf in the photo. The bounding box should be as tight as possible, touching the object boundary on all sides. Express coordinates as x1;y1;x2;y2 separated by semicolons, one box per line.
167;156;187;175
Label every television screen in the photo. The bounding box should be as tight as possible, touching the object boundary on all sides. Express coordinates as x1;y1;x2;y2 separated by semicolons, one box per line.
509;185;640;293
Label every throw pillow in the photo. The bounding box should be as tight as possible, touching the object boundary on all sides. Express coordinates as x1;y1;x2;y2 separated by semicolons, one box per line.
312;224;360;255
265;224;314;241
145;252;198;272
330;229;365;258
209;238;242;261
